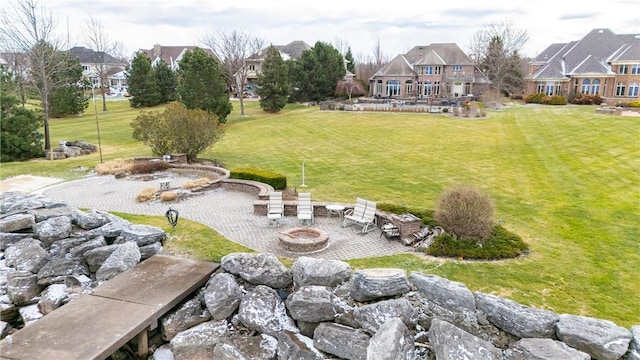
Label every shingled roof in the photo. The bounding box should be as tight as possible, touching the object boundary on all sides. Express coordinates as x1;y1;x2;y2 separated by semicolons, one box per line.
138;45;217;69
68;46;124;65
528;28;639;80
372;43;476;79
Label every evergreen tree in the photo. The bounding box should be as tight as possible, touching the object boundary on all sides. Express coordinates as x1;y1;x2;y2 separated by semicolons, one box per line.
155;59;177;103
345;47;356;75
289;41;345;102
1;65;44;162
127;52;161;107
255;45;290;113
177;48;231;123
49;55;89;117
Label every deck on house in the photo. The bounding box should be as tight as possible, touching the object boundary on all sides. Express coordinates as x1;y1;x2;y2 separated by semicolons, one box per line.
0;254;218;360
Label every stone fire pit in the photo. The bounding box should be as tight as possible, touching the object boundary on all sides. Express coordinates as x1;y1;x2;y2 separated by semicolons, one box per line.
278;227;329;253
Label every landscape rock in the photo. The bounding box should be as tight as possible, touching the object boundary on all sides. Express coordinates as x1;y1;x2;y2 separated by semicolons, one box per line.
286;285;335;323
169;320;228;360
428;318;502;360
139;241;162;260
0;214;35;233
237;284;297;337
33;216;72;247
556;314;632;360
95;241;141;282
0;232;34;251
474;291;559;338
37;258;89;286
354;298;416;334
99;219;131;239
291;256;352;288
37;283;69;315
30;207;73;223
6;271;41;306
69;237;107;259
121;224;166;247
313;322;370;360
83;244;119;273
221;253;292;289
504;338;590;359
18;303;43;325
160;295;210;341
203;272;242;321
350;268;410;302
366;317;415;360
3;238;49;273
626;326;640;360
277;331;327;360
73;209;111;230
212;333;278;360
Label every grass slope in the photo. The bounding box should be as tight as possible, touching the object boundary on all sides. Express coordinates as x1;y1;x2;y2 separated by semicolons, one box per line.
2;100;638;327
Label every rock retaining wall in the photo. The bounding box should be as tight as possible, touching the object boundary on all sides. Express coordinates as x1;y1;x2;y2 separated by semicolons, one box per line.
0;192;638;360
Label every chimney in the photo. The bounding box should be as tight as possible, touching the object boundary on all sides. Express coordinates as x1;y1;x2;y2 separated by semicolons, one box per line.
153;44;161;58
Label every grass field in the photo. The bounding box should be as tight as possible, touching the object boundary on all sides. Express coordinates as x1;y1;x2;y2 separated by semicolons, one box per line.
1;99;638;327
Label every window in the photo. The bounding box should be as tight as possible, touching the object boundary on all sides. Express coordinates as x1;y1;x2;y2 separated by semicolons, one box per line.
464;83;471;95
416;81;423;95
545;82;554;96
581;79;591;94
425;81;432;96
619;65;628;74
591;79;601;95
386;80;400;96
433;81;440;96
424;66;432;75
629;83;639;97
632;64;640;75
434;66;441;75
537;82;545;93
616;82;626;96
376;80;382;95
452;66;462;71
248;64;255;71
405;80;413;94
416;66;424;75
82;65;90;72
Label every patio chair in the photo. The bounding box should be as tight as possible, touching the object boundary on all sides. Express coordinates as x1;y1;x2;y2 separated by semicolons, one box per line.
343;197;378;233
297;192;314;225
267;191;284;226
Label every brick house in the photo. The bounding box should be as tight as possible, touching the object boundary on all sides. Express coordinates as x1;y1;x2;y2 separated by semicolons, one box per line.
525;28;640;102
242;40;311;93
368;43;490;100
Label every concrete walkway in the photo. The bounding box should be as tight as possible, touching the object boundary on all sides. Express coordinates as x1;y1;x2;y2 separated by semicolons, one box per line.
37;175;414;260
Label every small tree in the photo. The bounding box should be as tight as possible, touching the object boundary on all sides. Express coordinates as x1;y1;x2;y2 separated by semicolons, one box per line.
131;102;225;162
154;59;177;103
434;185;495;242
255;45;290;113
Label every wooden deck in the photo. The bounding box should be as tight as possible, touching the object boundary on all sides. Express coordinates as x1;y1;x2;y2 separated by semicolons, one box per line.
0;254;218;360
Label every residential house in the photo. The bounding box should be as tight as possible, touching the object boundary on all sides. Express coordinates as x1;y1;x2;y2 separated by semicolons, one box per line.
68;46;127;91
137;44;217;71
369;43;490;100
525;28;640;102
242;40;311;93
0;52;30;80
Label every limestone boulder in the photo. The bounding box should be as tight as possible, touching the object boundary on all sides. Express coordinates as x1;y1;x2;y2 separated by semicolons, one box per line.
4;238;49;273
212;334;278;360
313;322;370;360
203;273;242;321
286;285;335;323
0;213;35;233
350;268;410;302
277;331;327;360
366;317;415;360
291;256;352;288
238;285;297;337
160;296;210;341
96;241;141;282
221;253;292;289
556;314;632;360
34;216;72;247
428;318;502;360
120;224;166;247
504;338;590;360
37;258;89;286
169;320;228;360
6;271;41;306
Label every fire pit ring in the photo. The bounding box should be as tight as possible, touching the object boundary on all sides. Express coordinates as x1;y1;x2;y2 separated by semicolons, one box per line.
278;227;329;253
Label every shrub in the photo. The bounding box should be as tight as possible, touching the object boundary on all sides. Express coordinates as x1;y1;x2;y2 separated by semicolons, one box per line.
95;159;134;175
230;167;287;190
183;178;211;190
545;95;567;105
571;94;602;105
434;185;495;242
130;160;171;174
136;187;157;202
426;225;529;259
524;92;545;104
630;100;640;108
160;191;178;202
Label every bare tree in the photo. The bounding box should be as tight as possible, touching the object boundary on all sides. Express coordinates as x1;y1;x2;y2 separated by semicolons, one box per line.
468;20;529;100
0;0;71;157
83;17;118;111
200;30;264;116
371;37;390;69
332;37;349;55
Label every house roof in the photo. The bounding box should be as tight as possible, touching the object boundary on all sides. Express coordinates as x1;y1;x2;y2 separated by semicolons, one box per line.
371;43;477;80
528;28;640;80
138;45;217;68
68;46;124;65
250;40;312;61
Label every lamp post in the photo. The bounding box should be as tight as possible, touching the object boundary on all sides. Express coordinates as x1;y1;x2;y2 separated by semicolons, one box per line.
92;85;103;163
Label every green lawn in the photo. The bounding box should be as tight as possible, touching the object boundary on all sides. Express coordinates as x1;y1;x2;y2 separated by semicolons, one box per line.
2;99;638;327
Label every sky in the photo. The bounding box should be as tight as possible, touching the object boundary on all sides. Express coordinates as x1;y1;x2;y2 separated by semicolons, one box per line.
30;0;640;59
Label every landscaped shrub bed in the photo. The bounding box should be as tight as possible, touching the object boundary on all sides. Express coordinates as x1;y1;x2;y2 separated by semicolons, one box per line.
571;94;602;105
130;160;171;174
230;167;287;190
426;225;529;260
